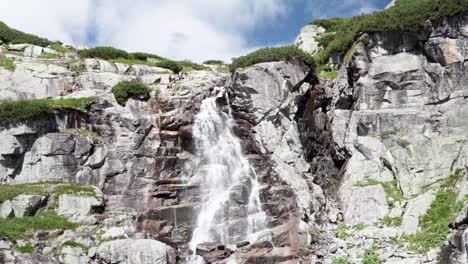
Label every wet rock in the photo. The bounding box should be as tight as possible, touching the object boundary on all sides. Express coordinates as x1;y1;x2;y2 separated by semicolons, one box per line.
196;242;233;263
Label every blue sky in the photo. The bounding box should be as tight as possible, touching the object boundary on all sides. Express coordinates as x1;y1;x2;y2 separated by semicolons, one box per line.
0;0;390;62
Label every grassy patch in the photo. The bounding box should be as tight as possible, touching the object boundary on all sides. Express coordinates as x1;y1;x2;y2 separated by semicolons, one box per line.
0;97;97;123
407;192;467;253
54;185;97;199
112;57;156;66
111;81;151;106
61;240;88;251
381;129;405;137
313;0;468;66
335;224;347;239
319;70;337;80
0;55;15;70
178;60;209;71
62;128;101;139
353;224;365;231
38;52;59;59
0;184;49;203
0;21;51;47
332;256;350;264
381;216;402;227
362;250;381;264
304;244;313;250
355;179;403;208
230;45;315;72
0;211;77;240
15;243;34;253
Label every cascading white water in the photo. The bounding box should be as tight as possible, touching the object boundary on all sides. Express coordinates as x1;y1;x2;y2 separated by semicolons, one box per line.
463;228;468;263
188;89;268;263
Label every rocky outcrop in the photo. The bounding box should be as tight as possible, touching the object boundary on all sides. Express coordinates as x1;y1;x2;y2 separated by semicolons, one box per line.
295;25;326;54
321;13;468;263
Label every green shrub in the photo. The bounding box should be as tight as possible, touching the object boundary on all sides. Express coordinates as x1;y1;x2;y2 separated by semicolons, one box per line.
0;21;51;47
334;224;347;239
0;211;77;240
49;42;68;53
203;60;224;65
230;45;315;71
304;244;313;249
0;56;15;70
15;243;34;253
178;60;209;71
353;224;365;231
332;256;350;264
313;0;468;66
362;250;381;264
78;46;130;60
0;97;97;124
319;70;337;80
130;52;165;61
155;60;183;74
111;81;151;106
310;17;349;32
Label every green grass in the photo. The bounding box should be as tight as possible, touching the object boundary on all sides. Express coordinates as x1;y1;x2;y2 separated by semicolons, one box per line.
38;52;59;59
15;243;34;253
407;192;467;253
112;57;156;66
0;211;77;240
61;240;88;251
111;81;151;106
406;168;466;253
335;224;347;239
421;168;465;193
0;56;15;70
381;216;402;227
362;250;381;264
319;70;337;80
355;179;403;208
230;45;315;72
45;97;97;111
54;185;97;198
0;184;49;203
0;21;51;47
332;256;350;264
312;0;468;66
178;60;209;71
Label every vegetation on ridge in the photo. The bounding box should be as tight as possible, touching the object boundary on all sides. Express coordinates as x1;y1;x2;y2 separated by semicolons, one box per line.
0;21;52;47
0;97;97;124
230;45;315;72
311;0;468;66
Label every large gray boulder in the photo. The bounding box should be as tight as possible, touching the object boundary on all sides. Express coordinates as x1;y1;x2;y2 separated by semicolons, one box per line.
95;239;176;264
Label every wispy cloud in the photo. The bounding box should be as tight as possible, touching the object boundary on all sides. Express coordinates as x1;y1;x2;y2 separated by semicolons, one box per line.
0;0;291;62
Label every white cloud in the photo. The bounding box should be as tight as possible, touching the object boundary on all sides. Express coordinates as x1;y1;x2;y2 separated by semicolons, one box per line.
0;0;291;62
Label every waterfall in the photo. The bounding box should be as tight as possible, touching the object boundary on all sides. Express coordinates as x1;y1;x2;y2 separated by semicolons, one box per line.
188;89;268;263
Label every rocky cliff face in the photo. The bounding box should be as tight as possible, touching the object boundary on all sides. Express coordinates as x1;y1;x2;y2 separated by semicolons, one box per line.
0;11;467;264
